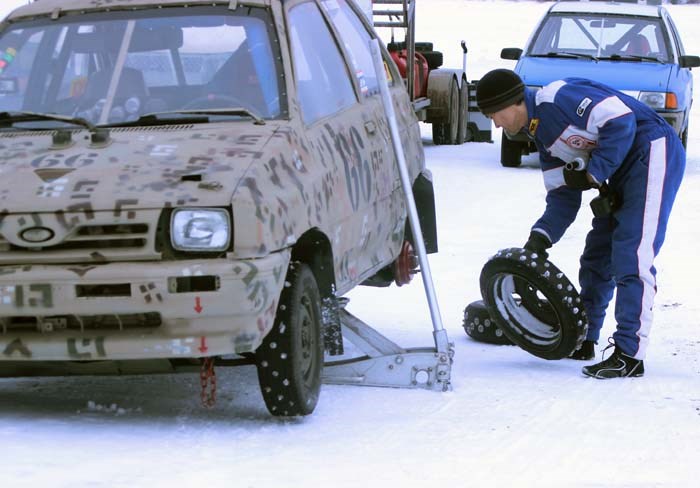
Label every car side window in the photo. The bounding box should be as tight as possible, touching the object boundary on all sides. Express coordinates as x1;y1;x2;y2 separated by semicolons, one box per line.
288;1;357;125
319;0;387;97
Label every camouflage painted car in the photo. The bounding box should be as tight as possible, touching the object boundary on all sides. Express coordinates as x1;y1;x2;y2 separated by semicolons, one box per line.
0;0;437;416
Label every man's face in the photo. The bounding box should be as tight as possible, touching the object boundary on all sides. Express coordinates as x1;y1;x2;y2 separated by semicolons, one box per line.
488;103;527;137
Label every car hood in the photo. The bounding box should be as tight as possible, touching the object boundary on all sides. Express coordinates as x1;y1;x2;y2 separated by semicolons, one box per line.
517;57;671;92
0;122;280;213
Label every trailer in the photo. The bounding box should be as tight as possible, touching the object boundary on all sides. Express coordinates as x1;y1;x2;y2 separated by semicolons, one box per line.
368;0;492;145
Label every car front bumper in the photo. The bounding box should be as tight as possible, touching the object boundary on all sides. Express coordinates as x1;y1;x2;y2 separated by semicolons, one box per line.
0;251;290;361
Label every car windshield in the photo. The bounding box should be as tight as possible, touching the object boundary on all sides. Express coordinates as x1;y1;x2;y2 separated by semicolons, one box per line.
528;13;671;62
0;6;283;127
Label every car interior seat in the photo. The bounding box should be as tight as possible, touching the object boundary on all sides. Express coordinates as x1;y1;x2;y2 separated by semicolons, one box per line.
624;34;651;56
82;67;149;105
208;41;267;115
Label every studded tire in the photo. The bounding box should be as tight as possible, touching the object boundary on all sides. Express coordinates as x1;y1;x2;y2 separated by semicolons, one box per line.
255;262;323;416
479;247;588;360
463;300;514;346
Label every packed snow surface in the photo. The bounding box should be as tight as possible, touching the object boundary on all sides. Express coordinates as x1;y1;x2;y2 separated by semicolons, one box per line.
1;1;699;487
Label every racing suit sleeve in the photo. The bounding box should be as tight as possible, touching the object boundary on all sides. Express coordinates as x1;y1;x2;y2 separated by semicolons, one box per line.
583;97;636;185
531;153;582;245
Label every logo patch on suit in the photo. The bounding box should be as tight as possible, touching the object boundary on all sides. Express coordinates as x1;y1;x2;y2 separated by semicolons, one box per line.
565;134;596;149
528;118;539;136
576;97;592;117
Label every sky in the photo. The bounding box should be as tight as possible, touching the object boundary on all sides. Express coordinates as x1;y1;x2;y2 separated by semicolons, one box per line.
0;1;699;487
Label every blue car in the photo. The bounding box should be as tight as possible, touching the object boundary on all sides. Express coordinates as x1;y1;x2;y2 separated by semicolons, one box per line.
499;0;700;167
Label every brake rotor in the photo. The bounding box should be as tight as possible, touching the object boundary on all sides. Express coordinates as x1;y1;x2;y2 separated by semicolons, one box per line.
393;240;418;286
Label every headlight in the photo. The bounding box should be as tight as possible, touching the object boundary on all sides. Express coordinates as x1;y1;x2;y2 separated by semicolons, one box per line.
638;92;666;109
171;208;230;251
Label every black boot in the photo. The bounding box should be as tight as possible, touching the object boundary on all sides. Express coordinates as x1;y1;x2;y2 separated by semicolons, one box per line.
569;340;595;360
582;346;644;379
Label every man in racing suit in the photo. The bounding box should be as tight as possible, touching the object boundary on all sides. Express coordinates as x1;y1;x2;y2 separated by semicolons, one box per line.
476;69;685;379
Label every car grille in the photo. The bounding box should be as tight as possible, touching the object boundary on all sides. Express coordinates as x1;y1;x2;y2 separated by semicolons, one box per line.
0;312;162;334
0;210;162;264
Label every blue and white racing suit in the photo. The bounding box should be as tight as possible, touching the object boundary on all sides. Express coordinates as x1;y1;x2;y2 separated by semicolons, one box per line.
523;78;685;359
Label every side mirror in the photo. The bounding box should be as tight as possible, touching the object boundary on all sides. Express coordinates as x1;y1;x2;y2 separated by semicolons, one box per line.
501;48;523;61
679;55;700;69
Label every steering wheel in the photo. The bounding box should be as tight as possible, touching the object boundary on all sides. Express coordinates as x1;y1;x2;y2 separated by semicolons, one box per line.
181;93;248;111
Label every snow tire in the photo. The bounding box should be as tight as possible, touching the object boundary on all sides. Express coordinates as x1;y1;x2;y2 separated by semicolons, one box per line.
463;299;514;346
480;248;588;360
255;262;323;416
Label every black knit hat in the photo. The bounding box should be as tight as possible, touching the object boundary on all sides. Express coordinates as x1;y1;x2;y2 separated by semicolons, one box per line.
476;69;525;114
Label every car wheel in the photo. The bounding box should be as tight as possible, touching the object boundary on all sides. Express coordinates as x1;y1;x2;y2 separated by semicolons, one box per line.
463;299;514;346
513;276;558;324
681;127;688;149
432;77;459;145
255;262;323;416
479;248;588;360
500;132;523;167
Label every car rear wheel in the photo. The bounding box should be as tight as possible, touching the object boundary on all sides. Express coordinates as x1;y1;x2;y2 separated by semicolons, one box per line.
500;132;523;167
255;262;323;416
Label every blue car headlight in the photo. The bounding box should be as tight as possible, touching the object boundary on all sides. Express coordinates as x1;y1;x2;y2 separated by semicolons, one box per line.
171;208;231;251
638;91;667;110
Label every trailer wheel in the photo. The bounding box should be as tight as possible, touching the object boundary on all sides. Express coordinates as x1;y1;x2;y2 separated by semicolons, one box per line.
480;248;588;360
500;132;523;167
463;300;514;345
432;77;459;145
456;78;469;144
255;262;323;416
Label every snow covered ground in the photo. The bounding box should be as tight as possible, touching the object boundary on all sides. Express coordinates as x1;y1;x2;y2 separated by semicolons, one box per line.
1;1;699;487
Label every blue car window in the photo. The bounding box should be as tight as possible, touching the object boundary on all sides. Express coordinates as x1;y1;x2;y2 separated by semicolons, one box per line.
530;14;670;62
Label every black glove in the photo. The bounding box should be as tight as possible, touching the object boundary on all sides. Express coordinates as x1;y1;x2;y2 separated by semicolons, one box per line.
563;168;596;191
523;231;551;258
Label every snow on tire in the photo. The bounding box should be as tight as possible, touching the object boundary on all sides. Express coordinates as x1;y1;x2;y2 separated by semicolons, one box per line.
463;299;514;346
479;247;588;360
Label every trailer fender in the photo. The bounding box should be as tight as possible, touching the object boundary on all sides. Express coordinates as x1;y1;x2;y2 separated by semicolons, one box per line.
426;68;462;123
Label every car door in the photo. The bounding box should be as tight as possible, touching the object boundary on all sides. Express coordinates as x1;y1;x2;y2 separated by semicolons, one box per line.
663;11;693;134
318;0;409;272
286;0;400;293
